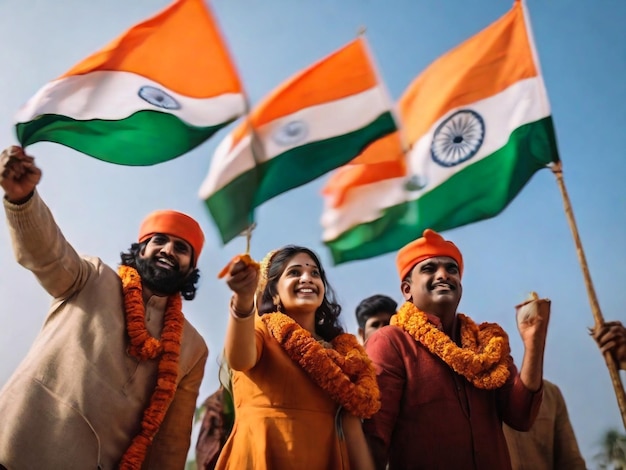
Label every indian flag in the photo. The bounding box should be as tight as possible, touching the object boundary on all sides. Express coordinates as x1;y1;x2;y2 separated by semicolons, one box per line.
322;0;560;264
15;0;245;166
322;131;407;208
199;36;398;243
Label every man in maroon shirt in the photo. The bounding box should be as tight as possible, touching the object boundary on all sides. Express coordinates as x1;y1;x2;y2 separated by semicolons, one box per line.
363;229;550;469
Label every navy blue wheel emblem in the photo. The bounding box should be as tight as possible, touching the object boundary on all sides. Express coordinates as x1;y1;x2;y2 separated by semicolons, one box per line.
138;86;181;110
272;120;308;147
430;110;485;167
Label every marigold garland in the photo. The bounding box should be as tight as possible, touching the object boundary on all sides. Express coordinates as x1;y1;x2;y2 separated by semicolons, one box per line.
117;265;184;469
262;312;380;418
391;302;512;390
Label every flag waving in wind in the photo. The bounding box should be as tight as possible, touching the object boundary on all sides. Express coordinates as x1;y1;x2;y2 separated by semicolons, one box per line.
199;36;398;243
15;0;245;166
322;0;559;264
322;131;407;208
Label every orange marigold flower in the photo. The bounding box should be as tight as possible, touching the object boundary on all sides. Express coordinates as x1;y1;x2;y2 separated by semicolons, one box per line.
118;265;183;469
391;302;512;390
262;312;381;418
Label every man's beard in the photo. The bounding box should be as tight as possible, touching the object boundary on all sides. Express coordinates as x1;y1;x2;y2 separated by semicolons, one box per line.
135;255;190;296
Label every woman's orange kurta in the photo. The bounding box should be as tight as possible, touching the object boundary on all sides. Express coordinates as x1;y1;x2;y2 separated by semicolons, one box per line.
215;317;350;469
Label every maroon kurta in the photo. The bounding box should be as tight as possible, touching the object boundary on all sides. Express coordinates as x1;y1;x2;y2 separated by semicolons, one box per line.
363;313;542;470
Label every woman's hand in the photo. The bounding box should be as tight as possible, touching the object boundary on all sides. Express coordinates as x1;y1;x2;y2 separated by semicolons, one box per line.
224;256;259;319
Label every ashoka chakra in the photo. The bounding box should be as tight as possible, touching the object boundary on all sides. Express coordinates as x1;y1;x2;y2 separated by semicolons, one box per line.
430;110;485;167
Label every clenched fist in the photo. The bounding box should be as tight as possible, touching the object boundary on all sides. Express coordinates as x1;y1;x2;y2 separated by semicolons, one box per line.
0;146;42;203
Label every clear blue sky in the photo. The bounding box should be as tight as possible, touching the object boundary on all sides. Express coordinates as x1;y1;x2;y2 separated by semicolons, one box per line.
0;0;624;465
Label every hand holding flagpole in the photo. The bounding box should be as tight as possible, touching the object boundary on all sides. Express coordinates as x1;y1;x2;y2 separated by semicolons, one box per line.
216;223;259;280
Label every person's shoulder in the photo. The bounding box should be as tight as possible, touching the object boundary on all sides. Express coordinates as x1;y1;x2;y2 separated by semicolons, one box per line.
541;379;565;400
182;318;208;350
80;255;119;282
81;255;113;272
365;324;412;350
252;313;272;338
179;322;209;372
542;378;556;388
370;324;407;339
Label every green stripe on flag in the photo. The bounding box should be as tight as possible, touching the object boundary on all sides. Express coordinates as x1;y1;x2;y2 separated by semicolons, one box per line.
16;111;232;166
206;111;397;243
325;116;559;264
204;168;258;243
254;112;396;204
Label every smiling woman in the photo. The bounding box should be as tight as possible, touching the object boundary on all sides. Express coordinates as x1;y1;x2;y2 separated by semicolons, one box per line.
217;245;380;470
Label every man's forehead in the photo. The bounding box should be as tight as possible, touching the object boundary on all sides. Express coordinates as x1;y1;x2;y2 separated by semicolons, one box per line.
416;256;459;267
152;233;192;247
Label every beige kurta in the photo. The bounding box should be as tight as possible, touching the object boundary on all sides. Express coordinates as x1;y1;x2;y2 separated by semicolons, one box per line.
503;380;586;470
0;191;208;470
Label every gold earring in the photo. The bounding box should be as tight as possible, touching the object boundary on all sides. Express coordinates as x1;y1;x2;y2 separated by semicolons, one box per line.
272;294;282;312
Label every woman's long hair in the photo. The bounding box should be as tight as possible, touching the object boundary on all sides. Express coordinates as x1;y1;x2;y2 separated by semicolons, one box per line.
257;245;344;341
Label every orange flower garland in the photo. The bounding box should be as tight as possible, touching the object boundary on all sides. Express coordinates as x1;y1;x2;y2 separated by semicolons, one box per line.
262;312;380;418
391;302;512;390
118;265;184;469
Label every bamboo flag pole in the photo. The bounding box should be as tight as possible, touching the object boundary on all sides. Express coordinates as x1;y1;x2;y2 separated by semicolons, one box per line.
551;160;626;429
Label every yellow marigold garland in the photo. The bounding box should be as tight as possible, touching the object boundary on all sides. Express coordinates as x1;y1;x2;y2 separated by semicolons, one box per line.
118;265;184;469
262;312;381;418
391;302;512;390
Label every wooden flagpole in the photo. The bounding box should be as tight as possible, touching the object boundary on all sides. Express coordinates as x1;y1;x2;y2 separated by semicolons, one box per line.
551;161;626;429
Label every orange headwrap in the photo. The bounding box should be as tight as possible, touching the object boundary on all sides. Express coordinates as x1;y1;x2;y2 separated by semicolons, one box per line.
138;210;205;265
396;229;463;280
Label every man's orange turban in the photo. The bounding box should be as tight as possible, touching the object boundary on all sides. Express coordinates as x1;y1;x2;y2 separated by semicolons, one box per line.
396;229;463;280
138;210;205;265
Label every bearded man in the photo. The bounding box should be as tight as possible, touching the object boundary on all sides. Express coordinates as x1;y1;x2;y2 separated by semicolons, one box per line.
363;229;550;470
0;146;208;469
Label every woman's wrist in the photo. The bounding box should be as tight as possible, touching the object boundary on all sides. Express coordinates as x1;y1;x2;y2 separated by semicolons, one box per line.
230;296;255;320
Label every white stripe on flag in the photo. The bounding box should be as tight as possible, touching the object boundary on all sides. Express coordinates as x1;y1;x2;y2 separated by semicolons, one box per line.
199;85;392;197
15;70;245;127
198;132;255;198
408;76;549;182
254;86;390;161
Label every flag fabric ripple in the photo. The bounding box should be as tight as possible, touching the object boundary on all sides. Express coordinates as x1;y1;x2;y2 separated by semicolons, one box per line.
199;36;398;243
322;0;559;264
15;0;245;166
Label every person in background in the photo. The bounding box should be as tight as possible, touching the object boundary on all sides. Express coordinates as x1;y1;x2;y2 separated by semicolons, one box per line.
503;379;586;470
363;229;549;470
0;146;208;469
218;245;380;469
355;294;397;344
195;384;235;470
195;357;235;470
